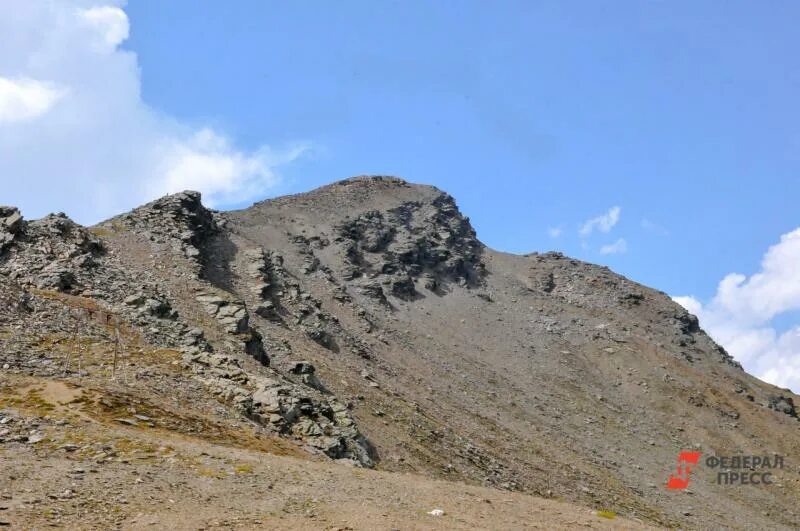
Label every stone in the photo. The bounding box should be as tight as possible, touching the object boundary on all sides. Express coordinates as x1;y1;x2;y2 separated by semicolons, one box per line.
357;281;387;302
186;328;204;338
294;419;323;437
253;282;271;298
1;208;22;234
252;387;281;410
255;301;279;320
143;298;176;319
390;275;417;300
36;267;76;292
196;294;227;307
291;361;316;375
768;396;797;418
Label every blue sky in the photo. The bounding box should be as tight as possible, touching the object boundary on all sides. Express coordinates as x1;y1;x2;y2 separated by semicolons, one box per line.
122;1;799;299
1;1;799;390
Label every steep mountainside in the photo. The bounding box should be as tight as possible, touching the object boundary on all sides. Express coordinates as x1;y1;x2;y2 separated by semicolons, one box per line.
1;176;798;529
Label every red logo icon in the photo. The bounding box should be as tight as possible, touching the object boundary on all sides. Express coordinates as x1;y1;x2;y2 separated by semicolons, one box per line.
667;451;702;490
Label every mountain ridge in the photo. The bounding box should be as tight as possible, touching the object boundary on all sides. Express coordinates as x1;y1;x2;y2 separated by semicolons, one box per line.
1;176;798;529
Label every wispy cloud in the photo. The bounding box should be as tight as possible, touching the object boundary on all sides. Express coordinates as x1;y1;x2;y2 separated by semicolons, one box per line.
149;129;310;208
579;206;620;237
547;226;563;238
674;227;800;392
0;1;308;224
599;238;627;255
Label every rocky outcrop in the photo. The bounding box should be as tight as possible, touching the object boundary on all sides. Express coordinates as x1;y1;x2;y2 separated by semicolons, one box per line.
0;206;23;254
1;207;23;233
124;293;178;320
0;200;374;468
113;191;218;265
290;361;324;390
242;247;372;358
196;294;249;334
769;395;798;418
183;349;373;466
334;194;485;301
0;211;104;293
195;292;269;365
249;377;372;465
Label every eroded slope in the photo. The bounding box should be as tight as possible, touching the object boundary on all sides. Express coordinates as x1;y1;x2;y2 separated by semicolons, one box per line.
1;176;799;530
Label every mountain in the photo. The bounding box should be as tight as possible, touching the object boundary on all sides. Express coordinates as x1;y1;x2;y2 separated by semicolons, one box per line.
1;176;798;529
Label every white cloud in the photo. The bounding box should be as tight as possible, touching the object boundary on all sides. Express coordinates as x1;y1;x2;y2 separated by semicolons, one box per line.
79;6;129;50
599;238;627;255
0;1;307;224
0;77;66;123
579;206;620;237
672;295;703;317
673;227;800;392
547;227;562;238
152;129;310;208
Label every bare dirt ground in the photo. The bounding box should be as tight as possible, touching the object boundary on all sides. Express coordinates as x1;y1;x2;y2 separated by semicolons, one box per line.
0;375;647;530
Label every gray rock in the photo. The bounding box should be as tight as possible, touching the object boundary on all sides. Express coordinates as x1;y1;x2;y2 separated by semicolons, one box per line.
290;361;316;375
1;207;22;234
768;396;797;418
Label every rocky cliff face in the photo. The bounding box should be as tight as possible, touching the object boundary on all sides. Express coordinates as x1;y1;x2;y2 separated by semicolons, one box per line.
0;192;373;466
1;177;799;529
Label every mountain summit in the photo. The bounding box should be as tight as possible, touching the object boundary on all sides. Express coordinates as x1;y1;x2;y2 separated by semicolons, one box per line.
1;176;798;529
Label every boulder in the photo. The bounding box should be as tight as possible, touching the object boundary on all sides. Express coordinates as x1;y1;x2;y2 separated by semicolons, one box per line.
255;300;279;320
290;361;316;375
124;294;146;306
0;207;23;253
390;275;417;300
36;266;76;292
0;207;22;234
769;396;798;418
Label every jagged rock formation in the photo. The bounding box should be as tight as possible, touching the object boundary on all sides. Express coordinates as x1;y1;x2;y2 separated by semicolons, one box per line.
334;191;485;296
1;176;799;530
0;210;104;292
0;191;372;466
115;191;219;265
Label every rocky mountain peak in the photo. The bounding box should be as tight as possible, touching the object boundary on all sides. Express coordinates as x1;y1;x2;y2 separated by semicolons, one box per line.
235;176;485;302
1;178;799;530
